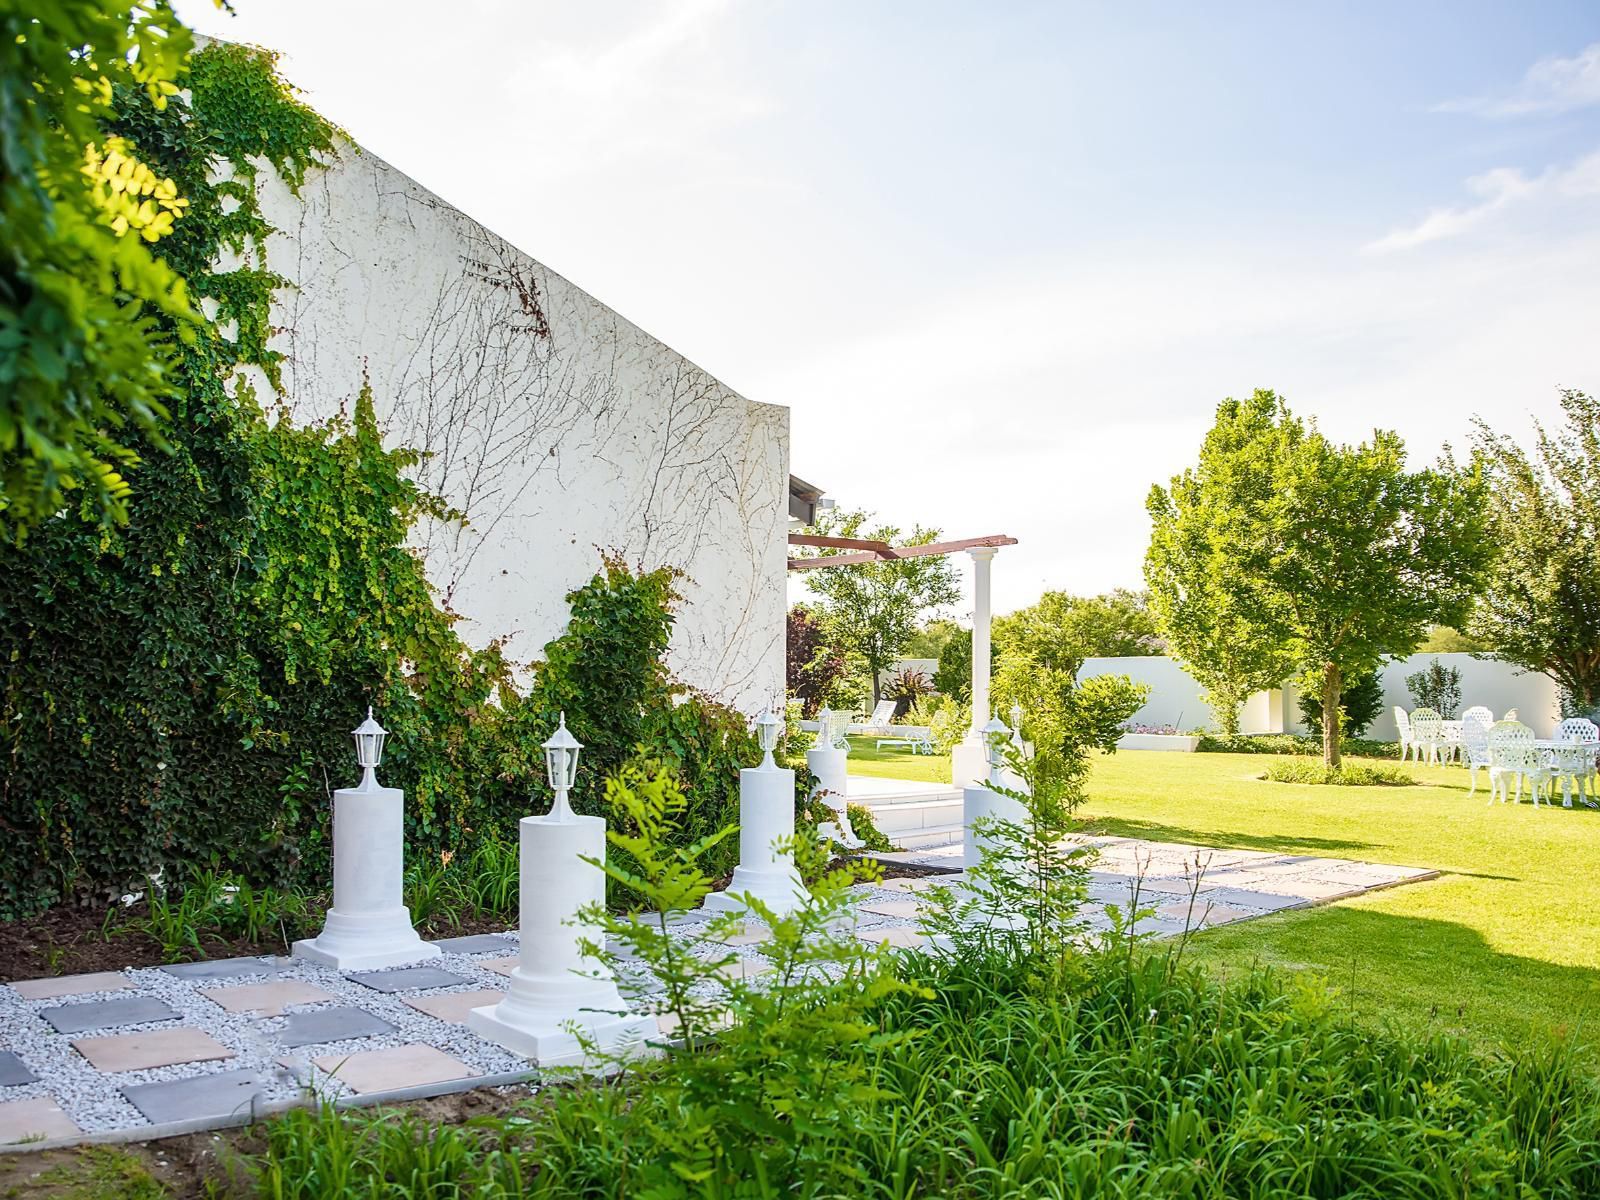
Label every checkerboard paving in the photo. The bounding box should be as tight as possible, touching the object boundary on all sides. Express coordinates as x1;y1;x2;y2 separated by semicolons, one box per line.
0;835;1438;1148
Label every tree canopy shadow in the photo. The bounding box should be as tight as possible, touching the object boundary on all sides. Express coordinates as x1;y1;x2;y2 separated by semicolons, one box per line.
1085;815;1374;856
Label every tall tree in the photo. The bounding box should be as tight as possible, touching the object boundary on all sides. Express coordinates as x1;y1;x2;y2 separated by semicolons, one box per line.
799;509;960;706
1;1;197;535
1470;389;1600;717
1146;393;1296;734
993;588;1160;676
1150;390;1491;762
786;604;847;716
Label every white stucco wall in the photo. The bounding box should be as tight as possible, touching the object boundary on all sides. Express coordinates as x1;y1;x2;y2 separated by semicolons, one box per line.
234;138;787;710
1080;653;1562;738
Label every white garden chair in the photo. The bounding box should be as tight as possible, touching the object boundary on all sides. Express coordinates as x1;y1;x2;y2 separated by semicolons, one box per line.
858;700;899;737
1394;707;1416;762
1550;717;1600;808
814;708;853;752
1458;712;1493;795
1409;708;1443;765
1487;721;1550;807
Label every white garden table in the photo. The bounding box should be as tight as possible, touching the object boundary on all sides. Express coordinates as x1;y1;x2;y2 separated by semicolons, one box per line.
1534;738;1600;808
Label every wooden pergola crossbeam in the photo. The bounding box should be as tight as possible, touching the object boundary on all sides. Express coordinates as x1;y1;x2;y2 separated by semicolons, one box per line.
787;532;1017;571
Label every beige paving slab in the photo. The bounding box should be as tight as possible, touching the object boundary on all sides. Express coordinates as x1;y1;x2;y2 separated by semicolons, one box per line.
878;876;946;893
480;956;519;978
704;925;768;947
856;926;928;950
0;1097;80;1144
200;980;336;1017
311;1043;477;1095
401;988;506;1024
73;1027;235;1073
714;957;774;982
9;972;130;1001
1157;902;1258;927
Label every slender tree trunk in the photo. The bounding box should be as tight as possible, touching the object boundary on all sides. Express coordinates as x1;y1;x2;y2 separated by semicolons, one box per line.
1321;662;1342;768
1219;690;1240;737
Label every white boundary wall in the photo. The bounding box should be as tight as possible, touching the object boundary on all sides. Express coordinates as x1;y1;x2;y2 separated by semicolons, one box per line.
1079;653;1562;739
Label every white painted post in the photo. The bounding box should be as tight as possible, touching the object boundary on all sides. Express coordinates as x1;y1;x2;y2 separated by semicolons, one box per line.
469;716;654;1066
952;545;999;786
704;711;807;916
294;711;442;972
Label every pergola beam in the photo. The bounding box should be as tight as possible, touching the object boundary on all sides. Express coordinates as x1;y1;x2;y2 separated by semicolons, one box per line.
787;533;1017;571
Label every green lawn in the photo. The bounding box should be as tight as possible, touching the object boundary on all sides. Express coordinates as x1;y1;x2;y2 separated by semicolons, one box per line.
848;743;1600;1065
842;736;952;782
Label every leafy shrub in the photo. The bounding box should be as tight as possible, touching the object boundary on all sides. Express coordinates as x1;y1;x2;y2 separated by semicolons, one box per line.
932;626;971;701
1299;664;1387;736
1261;757;1416;786
785;604;848;717
879;666;933;705
1407;658;1463;719
901;692;946;727
844;803;895;853
928;701;970;755
1198;732;1399;758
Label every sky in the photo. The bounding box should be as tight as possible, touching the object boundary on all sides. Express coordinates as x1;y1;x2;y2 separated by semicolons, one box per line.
174;1;1600;619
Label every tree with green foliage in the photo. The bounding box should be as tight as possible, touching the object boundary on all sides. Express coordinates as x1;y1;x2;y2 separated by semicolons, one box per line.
1151;391;1490;763
993;588;1160;677
1404;658;1462;720
1470;390;1600;718
904;616;962;660
933;627;972;701
1298;665;1387;736
799;510;960;706
0;0;201;535
1146;393;1297;735
1417;625;1487;653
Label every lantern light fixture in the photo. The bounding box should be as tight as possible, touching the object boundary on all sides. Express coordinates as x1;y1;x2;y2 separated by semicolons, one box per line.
353;707;387;788
982;712;1011;783
543;712;583;821
755;708;782;767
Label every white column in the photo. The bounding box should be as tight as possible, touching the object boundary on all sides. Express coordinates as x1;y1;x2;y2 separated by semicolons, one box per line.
293;779;441;972
952;545;999;786
468;813;655;1067
703;762;806;916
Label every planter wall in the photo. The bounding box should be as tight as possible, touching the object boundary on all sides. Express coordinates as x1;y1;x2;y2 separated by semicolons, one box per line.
1116;733;1201;752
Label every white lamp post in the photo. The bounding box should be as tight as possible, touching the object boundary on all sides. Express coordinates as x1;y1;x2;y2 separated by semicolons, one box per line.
962;711;1028;869
807;705;859;848
469;713;654;1066
704;707;806;916
293;709;441;971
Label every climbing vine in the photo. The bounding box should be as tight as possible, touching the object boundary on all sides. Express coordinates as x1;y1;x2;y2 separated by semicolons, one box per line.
0;41;767;918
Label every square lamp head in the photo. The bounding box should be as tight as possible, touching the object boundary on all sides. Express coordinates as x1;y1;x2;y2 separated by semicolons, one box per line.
543;712;583;793
352;707;387;783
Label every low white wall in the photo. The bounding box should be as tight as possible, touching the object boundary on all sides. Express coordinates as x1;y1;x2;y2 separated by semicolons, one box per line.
1366;654;1560;740
1079;653;1561;739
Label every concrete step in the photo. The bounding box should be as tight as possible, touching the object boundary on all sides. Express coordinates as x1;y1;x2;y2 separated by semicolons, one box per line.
890;823;965;850
857;796;963;835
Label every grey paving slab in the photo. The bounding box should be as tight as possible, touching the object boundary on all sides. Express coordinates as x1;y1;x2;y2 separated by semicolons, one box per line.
347;966;471;993
429;934;514;954
160;957;280;980
279;1006;397;1049
40;995;179;1034
0;1051;38;1087
1191;887;1308;912
121;1069;263;1125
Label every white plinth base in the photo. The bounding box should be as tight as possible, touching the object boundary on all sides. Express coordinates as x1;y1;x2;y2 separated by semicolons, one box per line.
702;864;807;916
952;739;988;788
963;782;1029;869
292;911;440;972
467;969;657;1068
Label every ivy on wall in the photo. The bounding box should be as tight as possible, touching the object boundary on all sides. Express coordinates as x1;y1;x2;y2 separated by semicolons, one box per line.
0;42;768;918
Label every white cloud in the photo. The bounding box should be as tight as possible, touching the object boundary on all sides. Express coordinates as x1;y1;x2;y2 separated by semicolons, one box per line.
1436;41;1600;117
1364;150;1600;254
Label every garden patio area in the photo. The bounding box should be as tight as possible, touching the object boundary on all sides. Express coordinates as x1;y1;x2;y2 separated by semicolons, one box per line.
851;745;1600;1066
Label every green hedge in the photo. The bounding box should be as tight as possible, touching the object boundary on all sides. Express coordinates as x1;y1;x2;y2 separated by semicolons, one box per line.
1197;732;1400;758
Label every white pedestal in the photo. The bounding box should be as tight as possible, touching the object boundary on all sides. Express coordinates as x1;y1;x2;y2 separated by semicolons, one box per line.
704;766;806;916
468;813;654;1067
962;782;1029;869
293;783;440;971
806;745;860;846
952;739;988;788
